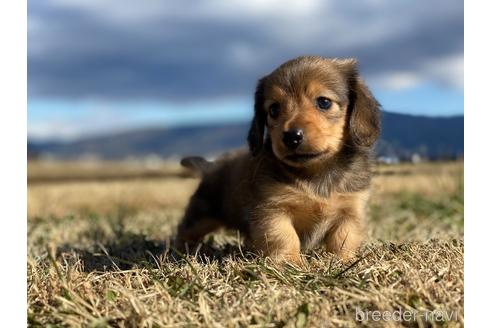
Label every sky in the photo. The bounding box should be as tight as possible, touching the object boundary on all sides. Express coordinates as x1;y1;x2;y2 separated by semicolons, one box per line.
28;0;464;141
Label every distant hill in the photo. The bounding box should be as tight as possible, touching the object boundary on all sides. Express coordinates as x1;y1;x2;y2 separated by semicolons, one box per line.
376;111;463;160
28;111;463;161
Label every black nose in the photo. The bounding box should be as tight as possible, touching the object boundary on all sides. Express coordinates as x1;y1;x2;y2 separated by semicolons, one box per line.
282;129;304;149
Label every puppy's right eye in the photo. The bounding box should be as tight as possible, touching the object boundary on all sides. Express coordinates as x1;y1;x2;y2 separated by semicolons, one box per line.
269;103;280;119
316;97;332;111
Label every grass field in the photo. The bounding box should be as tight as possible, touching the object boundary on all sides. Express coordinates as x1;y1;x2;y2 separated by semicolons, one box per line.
27;160;464;327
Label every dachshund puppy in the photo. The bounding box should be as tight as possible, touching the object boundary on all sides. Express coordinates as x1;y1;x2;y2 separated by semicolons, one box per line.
176;56;380;265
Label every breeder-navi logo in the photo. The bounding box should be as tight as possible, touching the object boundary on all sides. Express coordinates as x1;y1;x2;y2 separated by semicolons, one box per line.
355;307;458;323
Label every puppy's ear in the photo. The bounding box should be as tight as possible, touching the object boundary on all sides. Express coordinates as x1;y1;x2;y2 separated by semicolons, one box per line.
248;78;267;156
346;65;381;148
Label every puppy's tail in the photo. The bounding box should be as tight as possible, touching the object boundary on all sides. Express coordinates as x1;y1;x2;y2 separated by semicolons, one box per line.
180;156;214;175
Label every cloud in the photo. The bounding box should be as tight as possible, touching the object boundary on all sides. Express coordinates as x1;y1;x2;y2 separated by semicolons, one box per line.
28;0;463;101
369;54;464;91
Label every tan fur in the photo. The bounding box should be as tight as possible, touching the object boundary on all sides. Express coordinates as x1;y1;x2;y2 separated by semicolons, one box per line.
176;56;381;265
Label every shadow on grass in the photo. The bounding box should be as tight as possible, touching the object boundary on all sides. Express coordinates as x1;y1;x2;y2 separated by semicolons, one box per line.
44;206;246;272
56;230;246;272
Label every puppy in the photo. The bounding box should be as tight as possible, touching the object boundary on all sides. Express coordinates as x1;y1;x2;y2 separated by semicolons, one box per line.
176;56;380;265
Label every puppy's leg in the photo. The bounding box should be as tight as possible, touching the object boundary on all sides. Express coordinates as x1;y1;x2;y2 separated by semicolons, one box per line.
175;197;221;251
176;216;221;250
323;217;364;262
250;214;302;265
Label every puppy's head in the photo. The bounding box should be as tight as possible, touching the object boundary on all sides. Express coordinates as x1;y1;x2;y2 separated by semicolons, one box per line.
248;56;380;168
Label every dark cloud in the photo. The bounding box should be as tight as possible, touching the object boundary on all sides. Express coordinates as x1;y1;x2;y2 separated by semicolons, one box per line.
28;0;463;101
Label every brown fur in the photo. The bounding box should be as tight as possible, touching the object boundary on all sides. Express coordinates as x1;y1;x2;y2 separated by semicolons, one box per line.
176;56;381;265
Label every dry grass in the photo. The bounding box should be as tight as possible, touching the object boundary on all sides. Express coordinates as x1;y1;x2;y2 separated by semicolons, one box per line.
28;161;464;327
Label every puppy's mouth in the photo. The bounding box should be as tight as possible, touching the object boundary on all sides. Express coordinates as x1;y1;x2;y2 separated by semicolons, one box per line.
284;150;328;163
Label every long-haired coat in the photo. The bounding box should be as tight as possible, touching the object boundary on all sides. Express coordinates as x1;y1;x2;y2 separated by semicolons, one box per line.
176;56;380;265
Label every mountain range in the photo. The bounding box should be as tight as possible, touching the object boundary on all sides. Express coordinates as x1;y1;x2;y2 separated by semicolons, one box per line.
28;111;463;161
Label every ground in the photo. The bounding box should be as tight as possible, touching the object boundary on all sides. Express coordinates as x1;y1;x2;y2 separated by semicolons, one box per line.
27;161;463;327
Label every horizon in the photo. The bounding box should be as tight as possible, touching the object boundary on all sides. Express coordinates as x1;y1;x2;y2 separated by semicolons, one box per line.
28;109;464;144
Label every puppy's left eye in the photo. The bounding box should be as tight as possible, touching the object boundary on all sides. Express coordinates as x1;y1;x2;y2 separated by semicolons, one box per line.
316;97;332;110
269;103;281;119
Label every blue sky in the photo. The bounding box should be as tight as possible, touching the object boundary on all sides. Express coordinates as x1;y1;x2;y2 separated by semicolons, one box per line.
28;0;463;140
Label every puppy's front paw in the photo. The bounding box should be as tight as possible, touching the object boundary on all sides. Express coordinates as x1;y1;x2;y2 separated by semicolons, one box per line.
269;252;307;269
337;250;358;264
